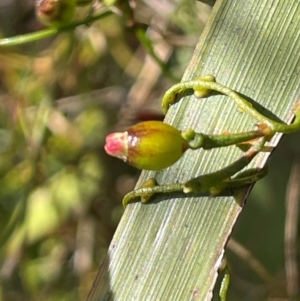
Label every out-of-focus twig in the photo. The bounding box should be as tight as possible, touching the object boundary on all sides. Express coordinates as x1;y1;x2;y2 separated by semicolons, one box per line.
74;216;95;275
116;17;175;128
284;158;300;297
56;87;126;116
135;27;179;82
228;238;274;284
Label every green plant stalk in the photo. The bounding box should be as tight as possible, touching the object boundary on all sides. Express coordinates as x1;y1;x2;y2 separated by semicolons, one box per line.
122;137;268;207
162;78;300;133
0;9;113;47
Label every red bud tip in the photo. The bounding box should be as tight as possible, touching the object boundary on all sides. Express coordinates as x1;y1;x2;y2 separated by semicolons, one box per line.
104;132;128;162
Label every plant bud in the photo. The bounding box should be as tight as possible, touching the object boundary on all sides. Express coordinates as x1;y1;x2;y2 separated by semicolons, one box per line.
36;0;76;28
104;121;189;170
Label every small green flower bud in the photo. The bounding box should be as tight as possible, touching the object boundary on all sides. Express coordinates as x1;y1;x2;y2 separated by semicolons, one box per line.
104;121;189;170
36;0;76;28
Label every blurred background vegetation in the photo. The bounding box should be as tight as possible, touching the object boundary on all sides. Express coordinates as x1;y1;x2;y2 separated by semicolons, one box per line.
0;1;299;301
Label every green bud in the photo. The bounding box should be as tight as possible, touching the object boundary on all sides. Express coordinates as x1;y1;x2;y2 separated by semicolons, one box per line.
104;121;189;170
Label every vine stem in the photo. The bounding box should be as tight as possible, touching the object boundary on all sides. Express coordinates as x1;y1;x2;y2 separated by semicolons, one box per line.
162;77;300;134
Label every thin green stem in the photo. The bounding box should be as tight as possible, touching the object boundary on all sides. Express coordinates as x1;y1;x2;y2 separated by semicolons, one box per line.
0;9;113;47
122;182;185;207
183;137;266;194
162;77;300;134
219;261;230;301
183;129;264;150
223;166;268;187
122;137;266;207
0;28;58;47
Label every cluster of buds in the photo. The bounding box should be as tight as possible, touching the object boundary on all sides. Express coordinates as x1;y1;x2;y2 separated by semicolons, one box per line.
104;121;189;170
